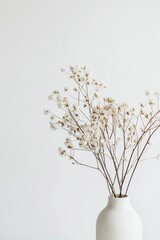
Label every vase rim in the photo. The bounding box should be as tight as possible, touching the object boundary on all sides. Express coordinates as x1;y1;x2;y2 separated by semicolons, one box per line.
108;195;129;199
107;195;130;208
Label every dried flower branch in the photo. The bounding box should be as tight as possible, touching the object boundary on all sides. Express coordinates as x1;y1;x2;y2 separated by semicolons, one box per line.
45;66;160;197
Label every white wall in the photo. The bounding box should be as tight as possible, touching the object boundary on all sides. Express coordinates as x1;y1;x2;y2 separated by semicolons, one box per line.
0;0;160;239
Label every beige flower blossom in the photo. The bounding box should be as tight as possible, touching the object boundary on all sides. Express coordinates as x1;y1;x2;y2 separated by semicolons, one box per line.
58;147;66;156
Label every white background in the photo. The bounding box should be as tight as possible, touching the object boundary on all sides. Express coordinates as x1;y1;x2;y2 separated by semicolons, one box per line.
0;0;160;239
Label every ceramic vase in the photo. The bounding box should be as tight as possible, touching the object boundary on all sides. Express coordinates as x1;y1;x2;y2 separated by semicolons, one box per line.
96;196;142;240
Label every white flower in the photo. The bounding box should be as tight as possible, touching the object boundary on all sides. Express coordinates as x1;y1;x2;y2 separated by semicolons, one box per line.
140;103;144;108
64;87;68;92
62;97;70;108
73;87;78;92
50;115;55;120
44;109;50;115
50;124;57;130
72;104;77;111
81;141;88;148
60;68;65;72
48;95;53;100
71;66;79;74
58;147;66;156
85;69;89;76
145;90;150;96
149;99;154;105
53;90;60;96
56;97;62;108
64;138;73;149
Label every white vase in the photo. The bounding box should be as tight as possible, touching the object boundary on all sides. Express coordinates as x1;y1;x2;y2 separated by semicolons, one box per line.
96;196;142;240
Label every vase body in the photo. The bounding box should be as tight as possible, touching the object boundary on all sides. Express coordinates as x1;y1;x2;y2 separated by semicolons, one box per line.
96;196;142;240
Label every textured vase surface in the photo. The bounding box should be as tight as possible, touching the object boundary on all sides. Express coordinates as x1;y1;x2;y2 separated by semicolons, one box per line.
96;196;142;240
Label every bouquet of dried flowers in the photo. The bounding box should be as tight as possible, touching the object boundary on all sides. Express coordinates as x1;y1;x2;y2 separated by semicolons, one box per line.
45;66;160;198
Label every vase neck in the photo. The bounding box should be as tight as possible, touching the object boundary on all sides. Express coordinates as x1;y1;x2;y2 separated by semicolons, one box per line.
107;196;130;209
